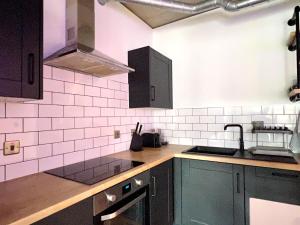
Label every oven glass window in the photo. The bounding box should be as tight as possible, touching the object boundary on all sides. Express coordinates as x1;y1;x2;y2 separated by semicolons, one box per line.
102;198;145;225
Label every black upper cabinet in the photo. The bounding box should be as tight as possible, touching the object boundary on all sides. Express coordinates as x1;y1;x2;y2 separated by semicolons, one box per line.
0;0;43;100
150;160;174;225
128;46;173;109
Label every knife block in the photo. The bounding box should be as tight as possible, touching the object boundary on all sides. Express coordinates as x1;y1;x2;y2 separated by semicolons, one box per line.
130;132;143;152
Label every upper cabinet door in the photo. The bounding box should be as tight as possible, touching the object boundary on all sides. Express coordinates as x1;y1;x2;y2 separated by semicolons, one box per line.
21;0;43;99
0;1;23;97
128;46;173;109
0;0;42;100
150;49;173;109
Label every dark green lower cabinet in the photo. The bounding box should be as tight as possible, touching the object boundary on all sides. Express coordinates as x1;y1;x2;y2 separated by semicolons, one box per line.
245;166;300;225
177;159;245;225
150;159;174;225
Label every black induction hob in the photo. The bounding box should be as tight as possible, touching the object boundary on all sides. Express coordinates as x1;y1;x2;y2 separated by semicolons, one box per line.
45;156;144;185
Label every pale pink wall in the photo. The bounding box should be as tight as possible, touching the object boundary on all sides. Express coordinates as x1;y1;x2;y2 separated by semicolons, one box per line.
0;0;153;182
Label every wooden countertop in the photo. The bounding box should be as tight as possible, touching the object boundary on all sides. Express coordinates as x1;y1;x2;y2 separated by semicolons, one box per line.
2;144;300;225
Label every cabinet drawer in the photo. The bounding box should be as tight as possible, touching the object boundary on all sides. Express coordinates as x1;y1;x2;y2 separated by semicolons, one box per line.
189;159;233;173
255;167;300;183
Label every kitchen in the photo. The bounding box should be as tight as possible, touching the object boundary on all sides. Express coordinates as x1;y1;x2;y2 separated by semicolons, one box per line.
1;0;300;224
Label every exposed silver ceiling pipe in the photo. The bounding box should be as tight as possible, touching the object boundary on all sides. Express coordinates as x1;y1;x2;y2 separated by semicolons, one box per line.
97;0;273;14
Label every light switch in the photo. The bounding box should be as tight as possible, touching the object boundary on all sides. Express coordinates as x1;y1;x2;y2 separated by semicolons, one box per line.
114;130;120;139
4;140;20;155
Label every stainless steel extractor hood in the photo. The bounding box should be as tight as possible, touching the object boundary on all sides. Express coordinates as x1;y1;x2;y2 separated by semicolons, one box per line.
44;0;134;76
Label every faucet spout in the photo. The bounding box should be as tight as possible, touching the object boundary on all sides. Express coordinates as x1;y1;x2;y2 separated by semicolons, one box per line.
224;124;244;152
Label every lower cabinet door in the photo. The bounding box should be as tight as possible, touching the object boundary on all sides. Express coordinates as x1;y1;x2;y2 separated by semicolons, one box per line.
181;159;244;225
150;159;174;225
245;166;300;225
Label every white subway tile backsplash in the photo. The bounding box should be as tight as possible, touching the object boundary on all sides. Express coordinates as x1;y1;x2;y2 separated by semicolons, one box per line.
53;141;74;155
200;116;215;124
64;129;84;141
52;93;74;105
101;88;115;98
84;107;101;117
208;124;224;132
65;83;84;95
0;119;23;133
52;118;74;130
178;109;193;116
39;130;64;144
173;116;186;123
232;116;252;124
93;77;108;88
193;108;207;115
85;127;101;138
44;79;64;93
186;131;201;138
93;97;108;107
0;66;154;182
242;106;261;115
0;166;4;182
193;124;208;131
85;86;101;97
6;160;38;181
94;117;108;127
24;118;51;132
38;155;63;172
75;95;93;106
273;115;296;124
64;151;84;165
208;139;224;147
108;80;121;90
43;65;52;78
52;68;74;82
186;116;199;123
272;105;284;114
7;132;38;147
75;138;94;151
75;118;93;128
39;105;63;118
94;136;109;147
24;144;52;161
208;107;223;115
75;73;93;85
224;106;242;115
0;149;23;166
6;103;38;118
64;106;84;117
193;139;208;146
178;124;193;130
85;148;101;160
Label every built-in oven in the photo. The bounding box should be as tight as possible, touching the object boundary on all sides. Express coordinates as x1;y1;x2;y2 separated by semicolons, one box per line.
93;171;150;225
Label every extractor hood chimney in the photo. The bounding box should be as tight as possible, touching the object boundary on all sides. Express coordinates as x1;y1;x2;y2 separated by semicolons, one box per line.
44;0;134;76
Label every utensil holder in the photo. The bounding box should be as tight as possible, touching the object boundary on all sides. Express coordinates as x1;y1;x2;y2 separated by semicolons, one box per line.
130;132;143;151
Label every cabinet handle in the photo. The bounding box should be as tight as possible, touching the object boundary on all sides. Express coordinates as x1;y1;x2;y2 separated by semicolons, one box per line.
271;172;299;179
152;176;156;197
151;86;156;101
236;173;240;193
27;53;35;85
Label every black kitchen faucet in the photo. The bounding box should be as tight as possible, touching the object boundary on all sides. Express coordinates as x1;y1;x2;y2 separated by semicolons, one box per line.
224;124;244;152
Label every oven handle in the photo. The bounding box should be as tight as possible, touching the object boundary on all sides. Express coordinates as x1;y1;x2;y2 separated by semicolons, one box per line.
100;191;147;221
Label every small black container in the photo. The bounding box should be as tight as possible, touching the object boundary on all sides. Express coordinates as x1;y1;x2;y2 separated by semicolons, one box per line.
130;132;143;152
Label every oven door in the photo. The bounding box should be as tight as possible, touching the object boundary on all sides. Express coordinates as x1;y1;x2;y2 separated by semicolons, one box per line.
94;190;148;225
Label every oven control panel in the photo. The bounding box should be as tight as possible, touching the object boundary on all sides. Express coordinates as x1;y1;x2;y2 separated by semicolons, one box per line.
93;170;150;215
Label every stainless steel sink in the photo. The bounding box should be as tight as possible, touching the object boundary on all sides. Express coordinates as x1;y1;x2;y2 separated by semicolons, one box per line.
184;146;238;156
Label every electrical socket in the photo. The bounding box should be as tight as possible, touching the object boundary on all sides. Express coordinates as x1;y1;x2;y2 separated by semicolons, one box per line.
4;140;20;155
114;130;120;139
